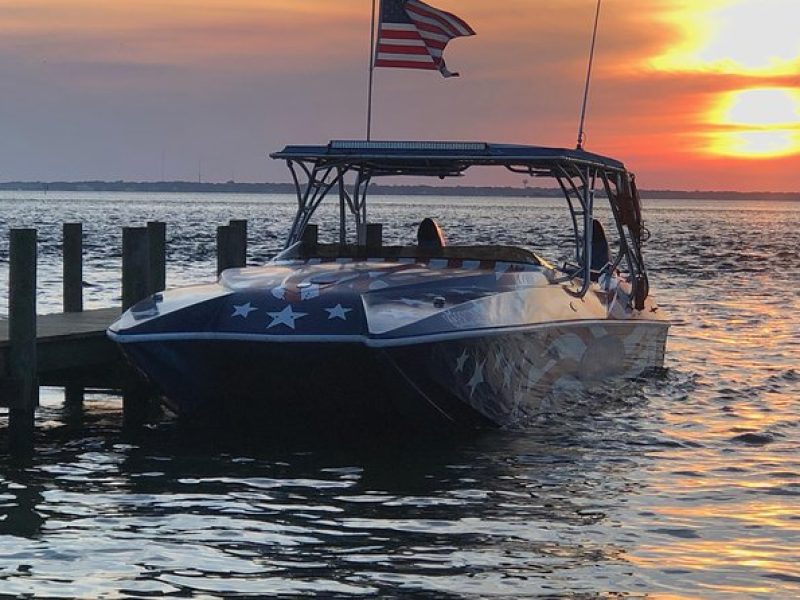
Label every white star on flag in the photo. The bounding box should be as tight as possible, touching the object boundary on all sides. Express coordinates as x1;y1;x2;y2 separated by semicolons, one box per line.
527;359;557;387
503;362;514;389
368;280;390;291
494;262;510;280
493;351;504;371
271;286;287;300
468;357;486;398
266;305;308;330
325;304;352;320
231;302;257;318
455;349;469;373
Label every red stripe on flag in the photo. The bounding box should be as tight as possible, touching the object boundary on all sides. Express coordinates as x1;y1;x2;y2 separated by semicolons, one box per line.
374;59;438;70
414;22;455;40
405;3;461;37
419;39;446;51
378;28;424;40
407;1;475;36
377;44;430;55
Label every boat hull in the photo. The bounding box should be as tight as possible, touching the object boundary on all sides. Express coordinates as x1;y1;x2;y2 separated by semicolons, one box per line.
118;319;668;429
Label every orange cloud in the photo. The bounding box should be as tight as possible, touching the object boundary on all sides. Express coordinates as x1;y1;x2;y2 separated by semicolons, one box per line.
649;0;800;76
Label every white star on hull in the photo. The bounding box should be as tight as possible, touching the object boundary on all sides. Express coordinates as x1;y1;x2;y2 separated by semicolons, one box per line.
267;305;308;330
231;302;258;318
468;357;486;398
455;349;469;373
325;304;353;320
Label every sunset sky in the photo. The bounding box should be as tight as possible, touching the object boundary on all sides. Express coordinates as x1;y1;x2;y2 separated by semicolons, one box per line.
1;0;799;191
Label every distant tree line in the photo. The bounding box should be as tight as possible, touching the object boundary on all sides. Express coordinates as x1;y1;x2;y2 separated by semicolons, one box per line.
0;180;797;201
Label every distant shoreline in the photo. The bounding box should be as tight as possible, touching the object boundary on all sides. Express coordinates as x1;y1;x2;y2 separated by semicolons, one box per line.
0;181;798;201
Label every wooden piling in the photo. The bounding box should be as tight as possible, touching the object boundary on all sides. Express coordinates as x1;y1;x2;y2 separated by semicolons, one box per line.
365;223;383;251
216;225;233;275
62;222;86;409
229;219;247;268
301;224;319;253
62;382;85;425
357;223;382;254
121;226;151;428
63;223;83;313
122;227;149;311
147;221;166;294
64;383;84;407
123;376;150;429
8;228;38;455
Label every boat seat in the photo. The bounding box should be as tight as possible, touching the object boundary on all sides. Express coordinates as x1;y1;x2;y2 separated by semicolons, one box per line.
590;219;611;280
417;218;446;250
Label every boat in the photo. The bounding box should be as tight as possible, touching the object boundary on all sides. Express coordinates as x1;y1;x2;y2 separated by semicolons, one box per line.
107;141;669;428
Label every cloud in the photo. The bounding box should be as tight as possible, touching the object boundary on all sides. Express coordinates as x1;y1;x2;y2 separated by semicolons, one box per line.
648;0;800;76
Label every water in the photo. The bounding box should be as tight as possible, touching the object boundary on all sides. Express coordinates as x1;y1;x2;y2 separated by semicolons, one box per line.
0;191;798;598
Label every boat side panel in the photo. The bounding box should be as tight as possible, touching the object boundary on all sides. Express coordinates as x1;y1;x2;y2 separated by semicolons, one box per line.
118;340;488;429
390;320;669;426
118;320;667;429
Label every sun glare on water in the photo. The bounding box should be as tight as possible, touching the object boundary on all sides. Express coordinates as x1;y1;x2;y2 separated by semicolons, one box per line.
708;88;800;158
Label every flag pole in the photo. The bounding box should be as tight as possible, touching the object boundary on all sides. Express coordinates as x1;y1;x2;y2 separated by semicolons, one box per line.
576;0;602;150
366;0;378;141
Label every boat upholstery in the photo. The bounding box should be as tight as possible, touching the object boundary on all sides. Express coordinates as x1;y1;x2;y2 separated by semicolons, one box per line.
299;242;541;264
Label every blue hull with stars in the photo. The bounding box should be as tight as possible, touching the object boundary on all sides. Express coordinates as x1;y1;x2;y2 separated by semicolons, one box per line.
108;255;669;428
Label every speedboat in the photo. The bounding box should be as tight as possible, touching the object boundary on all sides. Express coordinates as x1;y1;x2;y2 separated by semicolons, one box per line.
108;141;669;428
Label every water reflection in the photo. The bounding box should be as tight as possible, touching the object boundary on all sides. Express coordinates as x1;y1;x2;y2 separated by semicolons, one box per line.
0;392;654;597
0;472;45;539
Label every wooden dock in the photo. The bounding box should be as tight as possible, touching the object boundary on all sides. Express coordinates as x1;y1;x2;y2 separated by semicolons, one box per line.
1;220;249;455
0;307;121;381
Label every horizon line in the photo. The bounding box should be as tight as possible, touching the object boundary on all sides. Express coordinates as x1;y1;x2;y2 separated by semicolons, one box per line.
0;180;798;199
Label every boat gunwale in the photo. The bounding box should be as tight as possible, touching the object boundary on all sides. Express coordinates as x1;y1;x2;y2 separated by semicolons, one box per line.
108;317;670;348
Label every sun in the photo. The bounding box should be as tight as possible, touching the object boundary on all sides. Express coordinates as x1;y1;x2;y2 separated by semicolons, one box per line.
715;88;800;127
707;88;800;158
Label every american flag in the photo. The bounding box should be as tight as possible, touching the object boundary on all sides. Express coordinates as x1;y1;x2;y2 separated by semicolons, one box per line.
374;0;475;78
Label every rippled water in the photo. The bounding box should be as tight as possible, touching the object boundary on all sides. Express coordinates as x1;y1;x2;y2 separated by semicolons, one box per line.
0;192;798;598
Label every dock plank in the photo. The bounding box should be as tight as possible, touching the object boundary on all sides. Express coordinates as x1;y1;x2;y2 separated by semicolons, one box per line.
0;308;122;376
0;307;120;346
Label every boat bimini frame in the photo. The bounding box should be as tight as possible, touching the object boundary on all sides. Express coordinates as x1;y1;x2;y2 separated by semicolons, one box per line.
270;140;651;309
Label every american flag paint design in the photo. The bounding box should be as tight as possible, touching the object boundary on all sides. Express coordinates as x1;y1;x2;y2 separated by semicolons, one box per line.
432;322;668;426
125;258;548;338
375;0;475;77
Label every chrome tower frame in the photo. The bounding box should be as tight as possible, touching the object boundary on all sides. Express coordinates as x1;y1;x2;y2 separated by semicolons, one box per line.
272;141;651;309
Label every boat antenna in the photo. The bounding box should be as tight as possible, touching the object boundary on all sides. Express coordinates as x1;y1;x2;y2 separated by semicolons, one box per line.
576;0;602;151
366;0;378;141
